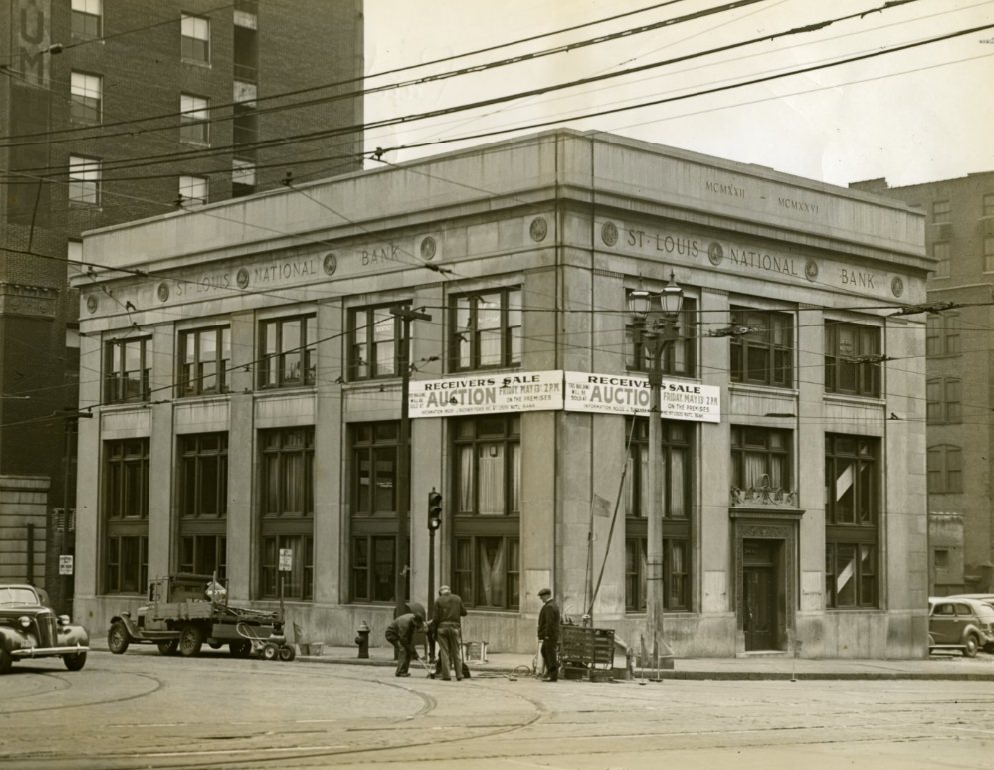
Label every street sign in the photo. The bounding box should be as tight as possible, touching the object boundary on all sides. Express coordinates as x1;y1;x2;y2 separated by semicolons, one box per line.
59;555;74;575
278;548;293;572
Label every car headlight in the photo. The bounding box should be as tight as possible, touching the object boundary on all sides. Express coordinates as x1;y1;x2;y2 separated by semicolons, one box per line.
18;616;31;630
59;615;71;626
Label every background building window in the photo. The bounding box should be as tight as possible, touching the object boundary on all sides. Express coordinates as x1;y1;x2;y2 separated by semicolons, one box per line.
824;322;881;397
926;312;960;356
349;422;402;603
452;415;520;609
259;315;317;388
730;307;793;387
103;438;149;593
932;242;950;279
624;418;692;611
179;175;209;205
927;445;963;494
232;158;256;196
731;426;791;497
983;193;994;218
450;288;521;371
625;294;697;377
932;199;951;223
180;94;209;144
179;433;228;579
926;377;961;424
984;237;994;273
825;435;878;608
259;428;314;600
178;326;230;396
70;71;102;124
105;336;151;403
68;155;101;204
181;14;210;64
348;304;407;380
71;0;101;38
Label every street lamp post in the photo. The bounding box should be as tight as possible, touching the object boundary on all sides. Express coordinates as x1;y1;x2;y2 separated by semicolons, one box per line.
628;271;684;669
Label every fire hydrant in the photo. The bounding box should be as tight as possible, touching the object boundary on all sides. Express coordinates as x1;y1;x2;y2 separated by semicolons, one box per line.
355;620;370;658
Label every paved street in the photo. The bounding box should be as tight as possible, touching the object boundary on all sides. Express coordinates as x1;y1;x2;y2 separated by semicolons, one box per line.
2;648;992;770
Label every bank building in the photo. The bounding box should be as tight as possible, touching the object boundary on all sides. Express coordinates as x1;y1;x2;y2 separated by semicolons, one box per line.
73;130;931;658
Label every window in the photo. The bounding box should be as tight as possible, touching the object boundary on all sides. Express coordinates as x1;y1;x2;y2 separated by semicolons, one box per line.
68;155;101;204
730;307;793;387
178;326;230;396
179;175;208;205
731;426;791;497
625;293;697;377
624;418;693;611
181;14;210;64
103;438;149;593
932;199;950;223
349;422;403;603
179;433;227;579
983;193;994;218
259;428;314;600
450;288;521;371
71;0;101;38
348;304;407;380
825;435;878;608
932;242;950;279
70;71;101;124
452;415;520;609
927;445;962;494
926;377;961;424
825;322;881;397
926;312;960;356
105;336;151;403
933;549;949;569
232;158;256;196
180;94;209;144
984;237;994;273
259;314;317;388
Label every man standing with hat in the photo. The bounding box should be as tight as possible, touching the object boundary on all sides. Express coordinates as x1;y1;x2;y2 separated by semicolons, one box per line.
537;588;560;682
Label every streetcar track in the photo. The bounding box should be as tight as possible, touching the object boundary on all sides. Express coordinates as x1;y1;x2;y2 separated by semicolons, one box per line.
0;670;166;715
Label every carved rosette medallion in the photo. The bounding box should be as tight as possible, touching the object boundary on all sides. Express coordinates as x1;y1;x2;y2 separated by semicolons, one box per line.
601;221;618;247
323;253;338;275
529;217;548;242
236;268;250;289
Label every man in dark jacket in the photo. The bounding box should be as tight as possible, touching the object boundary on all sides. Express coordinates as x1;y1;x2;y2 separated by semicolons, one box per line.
385;606;424;677
431;585;467;681
537;587;560;682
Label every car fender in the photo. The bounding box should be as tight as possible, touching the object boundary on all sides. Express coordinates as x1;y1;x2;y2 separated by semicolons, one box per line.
0;625;30;651
110;613;140;639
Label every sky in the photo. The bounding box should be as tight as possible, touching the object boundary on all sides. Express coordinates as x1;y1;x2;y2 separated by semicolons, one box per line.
362;0;994;188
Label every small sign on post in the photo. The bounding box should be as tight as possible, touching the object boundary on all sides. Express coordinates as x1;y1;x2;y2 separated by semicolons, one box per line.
59;555;74;575
278;548;293;572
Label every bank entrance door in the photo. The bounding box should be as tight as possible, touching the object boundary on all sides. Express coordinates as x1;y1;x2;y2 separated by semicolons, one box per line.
742;539;782;651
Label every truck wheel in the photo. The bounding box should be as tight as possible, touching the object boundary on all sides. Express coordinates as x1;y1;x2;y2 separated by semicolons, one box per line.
107;621;131;654
963;634;979;658
179;625;204;657
228;641;252;658
0;649;12;675
63;652;87;671
262;642;280;661
279;645;296;662
157;640;179;656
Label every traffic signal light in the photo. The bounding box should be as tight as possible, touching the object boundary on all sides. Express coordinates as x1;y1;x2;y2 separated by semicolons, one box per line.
428;488;442;531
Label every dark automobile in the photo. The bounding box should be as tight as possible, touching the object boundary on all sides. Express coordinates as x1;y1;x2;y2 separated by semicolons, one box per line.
0;584;89;674
927;596;994;657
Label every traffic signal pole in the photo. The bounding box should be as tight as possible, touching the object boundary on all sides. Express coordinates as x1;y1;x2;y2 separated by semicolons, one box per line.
390;306;431;610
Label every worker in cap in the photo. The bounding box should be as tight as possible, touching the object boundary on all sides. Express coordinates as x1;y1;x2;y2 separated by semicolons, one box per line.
537;588;560;682
385;603;425;677
431;585;467;680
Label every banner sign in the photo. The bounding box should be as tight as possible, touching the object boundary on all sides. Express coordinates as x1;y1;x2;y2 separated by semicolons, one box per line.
409;370;563;417
564;371;720;423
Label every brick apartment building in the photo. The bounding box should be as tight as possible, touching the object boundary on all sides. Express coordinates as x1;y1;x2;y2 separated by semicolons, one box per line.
0;0;364;609
851;172;994;595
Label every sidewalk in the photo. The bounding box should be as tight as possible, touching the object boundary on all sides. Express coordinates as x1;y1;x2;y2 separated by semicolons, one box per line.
301;645;994;681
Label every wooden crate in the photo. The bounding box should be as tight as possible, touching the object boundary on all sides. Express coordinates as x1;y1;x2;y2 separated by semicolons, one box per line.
559;626;615;670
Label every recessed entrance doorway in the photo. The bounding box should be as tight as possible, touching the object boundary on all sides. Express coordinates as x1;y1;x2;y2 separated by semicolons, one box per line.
742;538;784;652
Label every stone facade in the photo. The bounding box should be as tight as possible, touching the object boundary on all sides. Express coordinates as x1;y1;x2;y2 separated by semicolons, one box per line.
74;131;931;657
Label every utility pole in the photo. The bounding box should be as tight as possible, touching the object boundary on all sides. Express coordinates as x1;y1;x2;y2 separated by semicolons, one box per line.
390;306;431;609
